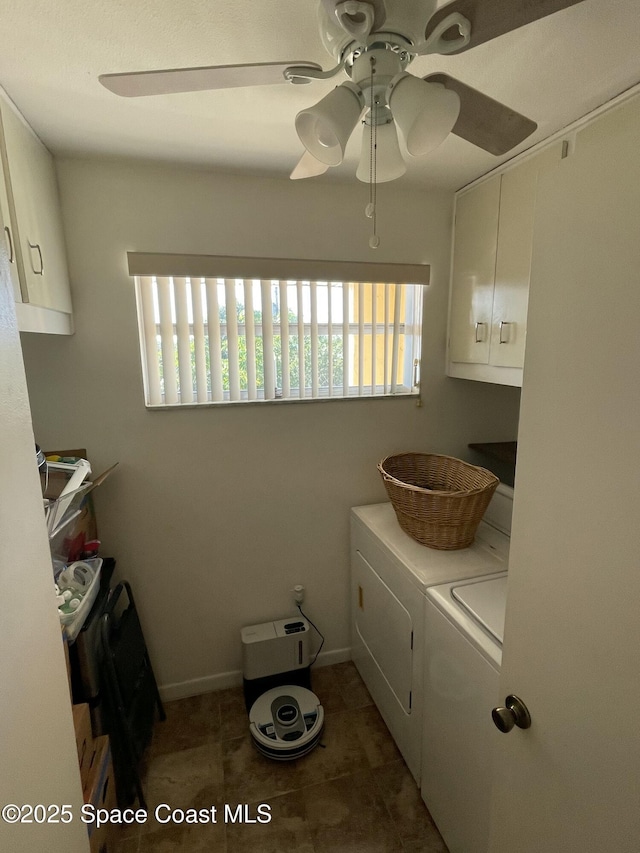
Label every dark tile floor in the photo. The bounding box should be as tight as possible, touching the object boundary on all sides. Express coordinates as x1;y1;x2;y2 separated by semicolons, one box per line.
112;662;448;852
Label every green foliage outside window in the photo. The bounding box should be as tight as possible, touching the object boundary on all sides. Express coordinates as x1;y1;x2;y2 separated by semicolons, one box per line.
157;304;344;399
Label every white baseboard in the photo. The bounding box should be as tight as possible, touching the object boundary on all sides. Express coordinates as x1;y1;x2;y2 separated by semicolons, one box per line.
313;645;352;668
158;646;352;702
159;670;242;702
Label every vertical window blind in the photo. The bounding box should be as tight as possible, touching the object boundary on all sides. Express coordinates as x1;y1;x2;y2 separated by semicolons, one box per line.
129;254;427;408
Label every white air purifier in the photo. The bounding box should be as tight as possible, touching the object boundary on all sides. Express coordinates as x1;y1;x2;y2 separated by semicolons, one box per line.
240;617;324;760
241;617;311;681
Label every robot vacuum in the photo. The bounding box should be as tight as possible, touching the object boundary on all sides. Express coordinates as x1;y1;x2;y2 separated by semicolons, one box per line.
248;685;324;760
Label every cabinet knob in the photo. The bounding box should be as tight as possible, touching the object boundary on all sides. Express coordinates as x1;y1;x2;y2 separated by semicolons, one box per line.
474;321;487;343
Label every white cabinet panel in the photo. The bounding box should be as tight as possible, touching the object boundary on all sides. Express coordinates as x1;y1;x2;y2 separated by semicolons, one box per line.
490;143;562;368
448;175;500;365
0;90;73;332
447;143;562;385
0;159;21;301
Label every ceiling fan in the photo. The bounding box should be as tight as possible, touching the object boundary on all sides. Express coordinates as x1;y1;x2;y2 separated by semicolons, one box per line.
99;0;588;183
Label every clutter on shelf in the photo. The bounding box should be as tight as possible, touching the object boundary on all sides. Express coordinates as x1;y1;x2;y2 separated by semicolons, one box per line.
39;447;117;564
38;446;117;641
55;557;103;642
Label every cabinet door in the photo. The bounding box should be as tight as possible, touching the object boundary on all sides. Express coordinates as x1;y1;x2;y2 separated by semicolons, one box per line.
0;158;22;302
448;175;500;364
0;100;72;313
489;143;563;368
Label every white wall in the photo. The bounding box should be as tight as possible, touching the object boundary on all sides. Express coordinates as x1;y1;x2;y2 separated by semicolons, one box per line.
21;159;520;696
0;250;88;850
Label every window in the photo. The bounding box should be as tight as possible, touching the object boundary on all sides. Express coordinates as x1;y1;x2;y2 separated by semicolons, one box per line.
129;253;428;408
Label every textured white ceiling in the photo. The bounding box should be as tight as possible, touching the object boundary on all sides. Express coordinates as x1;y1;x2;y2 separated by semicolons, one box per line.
0;0;638;190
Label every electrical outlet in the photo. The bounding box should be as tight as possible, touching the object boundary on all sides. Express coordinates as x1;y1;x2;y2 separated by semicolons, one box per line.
293;584;305;605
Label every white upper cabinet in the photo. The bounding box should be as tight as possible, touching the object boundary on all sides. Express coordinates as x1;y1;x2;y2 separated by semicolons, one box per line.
0;89;73;334
447;142;563;386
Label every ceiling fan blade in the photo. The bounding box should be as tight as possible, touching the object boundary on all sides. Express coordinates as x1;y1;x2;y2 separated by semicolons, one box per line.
425;73;537;155
290;151;330;180
99;61;322;97
425;0;588;54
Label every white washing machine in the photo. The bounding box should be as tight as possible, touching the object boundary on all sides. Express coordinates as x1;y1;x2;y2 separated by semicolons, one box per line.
350;483;513;784
421;572;508;853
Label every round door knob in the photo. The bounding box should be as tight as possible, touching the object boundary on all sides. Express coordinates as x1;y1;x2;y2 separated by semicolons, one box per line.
492;694;532;733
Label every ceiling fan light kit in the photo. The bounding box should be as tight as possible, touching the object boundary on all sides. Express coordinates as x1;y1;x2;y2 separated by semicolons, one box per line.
295;81;363;166
98;0;589;191
388;75;461;157
293;42;461;192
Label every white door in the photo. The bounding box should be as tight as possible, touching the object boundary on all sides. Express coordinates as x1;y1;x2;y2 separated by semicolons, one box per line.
0;249;88;848
489;96;640;852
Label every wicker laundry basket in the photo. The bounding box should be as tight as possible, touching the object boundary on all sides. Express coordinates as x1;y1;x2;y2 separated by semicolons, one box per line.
378;453;499;550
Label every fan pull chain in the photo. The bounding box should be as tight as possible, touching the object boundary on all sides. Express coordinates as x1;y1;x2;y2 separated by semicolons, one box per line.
365;56;380;249
369;110;379;248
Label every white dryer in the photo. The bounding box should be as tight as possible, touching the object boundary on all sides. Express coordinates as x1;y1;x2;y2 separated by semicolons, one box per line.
350;483;513;784
421;571;508;853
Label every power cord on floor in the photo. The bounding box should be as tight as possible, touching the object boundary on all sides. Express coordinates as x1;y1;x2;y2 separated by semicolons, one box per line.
296;603;324;665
